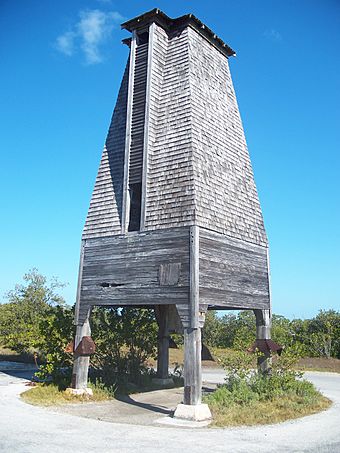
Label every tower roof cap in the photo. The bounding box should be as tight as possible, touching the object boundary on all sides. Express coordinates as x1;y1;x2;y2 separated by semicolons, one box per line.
121;8;236;57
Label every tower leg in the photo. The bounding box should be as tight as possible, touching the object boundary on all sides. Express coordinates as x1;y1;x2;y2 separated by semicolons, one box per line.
254;309;272;375
67;308;93;396
173;226;211;421
153;305;173;386
173;324;211;421
183;326;202;405
156;305;169;379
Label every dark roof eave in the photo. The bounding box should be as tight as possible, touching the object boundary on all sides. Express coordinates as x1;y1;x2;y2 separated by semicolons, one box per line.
121;8;236;58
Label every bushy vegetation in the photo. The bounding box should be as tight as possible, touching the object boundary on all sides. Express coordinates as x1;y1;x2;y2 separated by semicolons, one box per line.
203;310;340;359
204;350;331;426
0;269;339;403
0;270;158;392
0;269;66;353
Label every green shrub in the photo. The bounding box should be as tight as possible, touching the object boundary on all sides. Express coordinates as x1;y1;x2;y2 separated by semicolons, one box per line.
205;349;323;411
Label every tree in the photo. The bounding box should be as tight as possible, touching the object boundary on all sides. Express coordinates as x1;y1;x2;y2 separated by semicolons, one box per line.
90;307;158;387
307;310;340;358
203;311;227;347
0;269;66;352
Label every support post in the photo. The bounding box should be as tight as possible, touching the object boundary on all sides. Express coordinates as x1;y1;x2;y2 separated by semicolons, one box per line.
173;226;211;421
67;308;93;396
254;309;272;375
153;305;173;386
183;326;202;405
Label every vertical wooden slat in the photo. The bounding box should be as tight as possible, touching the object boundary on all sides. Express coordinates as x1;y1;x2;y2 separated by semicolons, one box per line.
121;32;137;233
128;40;148;184
140;23;154;230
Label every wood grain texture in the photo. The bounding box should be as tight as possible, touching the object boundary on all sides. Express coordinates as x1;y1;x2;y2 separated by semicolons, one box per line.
72;308;91;389
199;228;270;310
129;41;148;184
183;327;202;405
189;226;199;328
121;32;136;233
79;227;190;310
82;21;268;247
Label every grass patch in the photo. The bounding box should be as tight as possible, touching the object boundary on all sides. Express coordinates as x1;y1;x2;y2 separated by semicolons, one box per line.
207;392;331;427
21;382;115;407
21;371;184;407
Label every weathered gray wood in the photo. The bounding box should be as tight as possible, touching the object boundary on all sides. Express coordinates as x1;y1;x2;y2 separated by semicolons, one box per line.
121;31;136;233
254;309;272;374
80;227;190;307
155;305;169;379
76;10;273;415
140;23;155;231
189;226;199;328
82;63;128;239
199;227;270;311
159;263;181;286
129;40;148;184
183;327;202;405
74;240;85;325
71;308;91;390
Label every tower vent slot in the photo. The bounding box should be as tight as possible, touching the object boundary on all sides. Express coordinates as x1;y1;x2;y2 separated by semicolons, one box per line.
129;41;148;185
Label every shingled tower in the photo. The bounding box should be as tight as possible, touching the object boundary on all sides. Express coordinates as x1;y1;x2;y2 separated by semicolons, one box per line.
71;9;272;420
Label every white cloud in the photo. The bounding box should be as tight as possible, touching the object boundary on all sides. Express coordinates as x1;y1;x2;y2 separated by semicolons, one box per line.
56;31;76;56
263;29;282;41
55;9;124;64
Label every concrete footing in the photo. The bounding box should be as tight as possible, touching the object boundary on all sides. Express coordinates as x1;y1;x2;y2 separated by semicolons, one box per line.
152;377;174;387
65;387;93;397
173;403;212;422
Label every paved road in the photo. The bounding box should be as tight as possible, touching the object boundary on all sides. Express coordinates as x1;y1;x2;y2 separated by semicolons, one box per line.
0;368;339;453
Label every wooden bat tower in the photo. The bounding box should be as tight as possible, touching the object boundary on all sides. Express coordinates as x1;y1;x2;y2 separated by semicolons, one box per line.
71;9;272;421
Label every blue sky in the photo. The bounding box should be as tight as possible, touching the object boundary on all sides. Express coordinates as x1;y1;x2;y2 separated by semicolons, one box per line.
1;0;339;319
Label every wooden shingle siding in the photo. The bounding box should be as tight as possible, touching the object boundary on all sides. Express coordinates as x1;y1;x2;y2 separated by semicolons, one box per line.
82;62;129;239
82;23;268;247
188;27;267;246
145;25;196;230
199;228;270;310
129;42;148;184
78;19;270;318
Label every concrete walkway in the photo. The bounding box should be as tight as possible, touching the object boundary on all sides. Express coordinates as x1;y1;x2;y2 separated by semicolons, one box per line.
0;368;340;452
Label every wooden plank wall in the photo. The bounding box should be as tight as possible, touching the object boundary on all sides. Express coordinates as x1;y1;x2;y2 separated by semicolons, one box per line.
199;228;270;311
77;227;190;323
